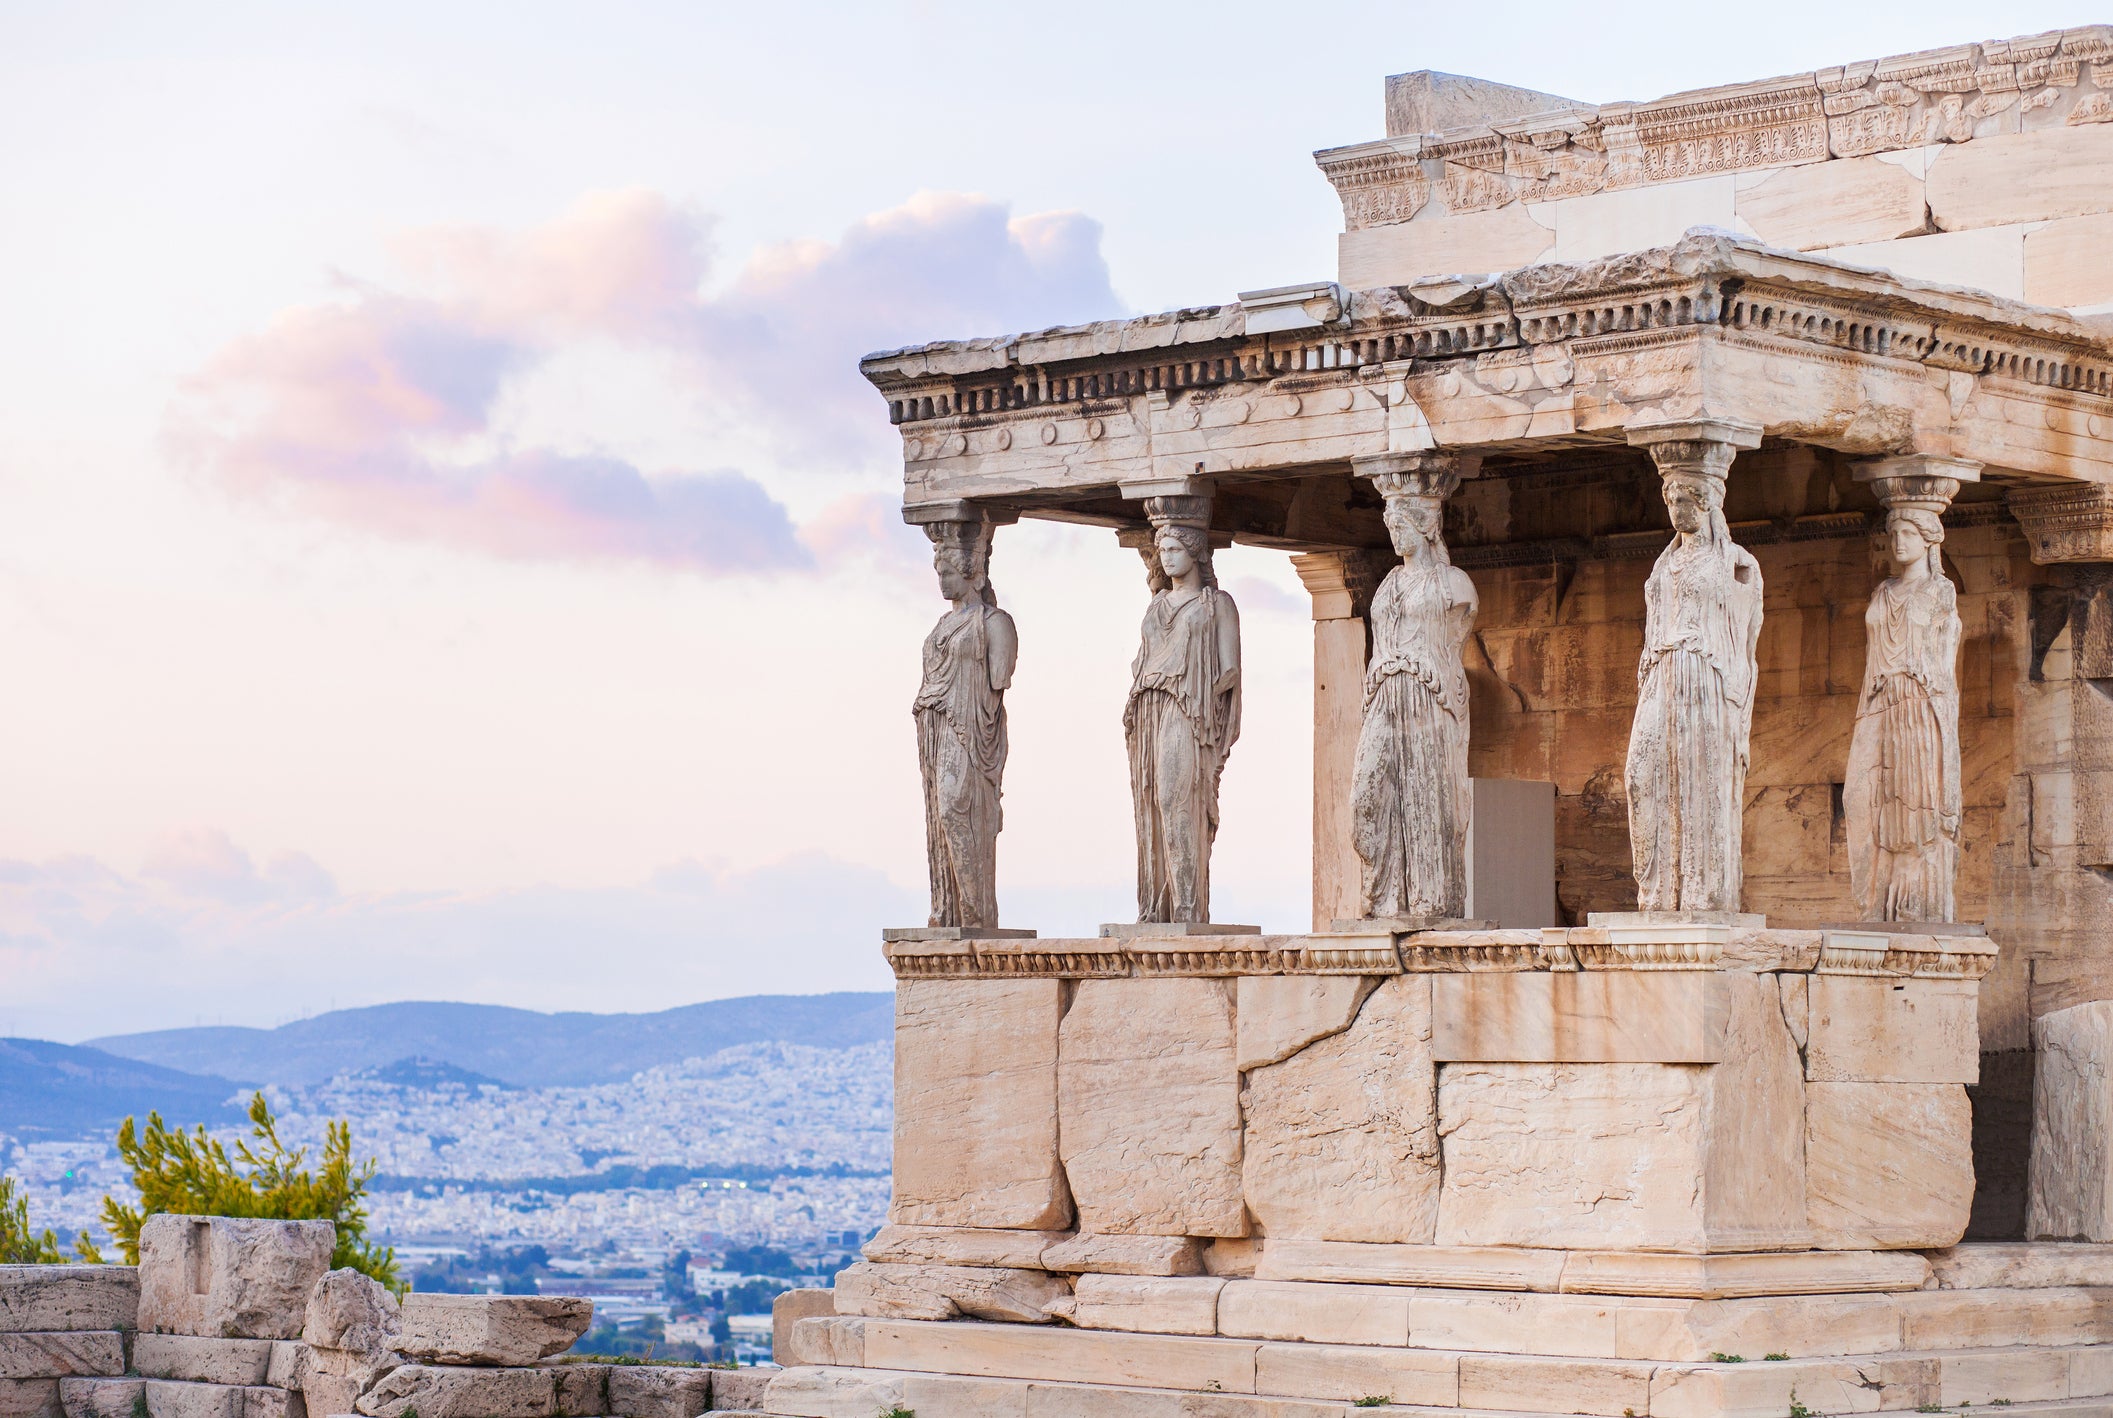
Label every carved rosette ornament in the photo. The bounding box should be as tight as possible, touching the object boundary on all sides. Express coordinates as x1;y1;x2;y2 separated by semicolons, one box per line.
907;505;1019;931
1623;419;1765;915
1847;457;1980;923
1348;452;1480;922
1119;486;1242;924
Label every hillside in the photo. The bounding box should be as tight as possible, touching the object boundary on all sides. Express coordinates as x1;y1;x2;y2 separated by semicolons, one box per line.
88;993;895;1088
0;1038;244;1139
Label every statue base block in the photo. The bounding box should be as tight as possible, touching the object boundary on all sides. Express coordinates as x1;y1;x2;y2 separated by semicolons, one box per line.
1587;910;1766;928
881;926;1038;942
1098;921;1263;938
1329;916;1495;935
1815;919;1989;936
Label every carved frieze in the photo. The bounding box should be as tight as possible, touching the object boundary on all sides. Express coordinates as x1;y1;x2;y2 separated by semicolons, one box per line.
1315;25;2113;226
2010;483;2113;564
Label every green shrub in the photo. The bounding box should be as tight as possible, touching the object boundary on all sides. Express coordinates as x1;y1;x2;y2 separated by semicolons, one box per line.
0;1176;98;1263
99;1092;396;1286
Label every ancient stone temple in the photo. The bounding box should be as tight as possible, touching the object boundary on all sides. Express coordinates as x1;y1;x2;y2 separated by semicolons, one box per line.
768;26;2113;1418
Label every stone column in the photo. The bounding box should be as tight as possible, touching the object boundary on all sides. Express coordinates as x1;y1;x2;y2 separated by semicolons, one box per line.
1615;418;1764;921
1846;455;1980;924
1290;549;1384;932
2005;483;2113;1237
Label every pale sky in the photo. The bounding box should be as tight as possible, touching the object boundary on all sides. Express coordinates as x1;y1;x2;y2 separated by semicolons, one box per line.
3;1;2103;1040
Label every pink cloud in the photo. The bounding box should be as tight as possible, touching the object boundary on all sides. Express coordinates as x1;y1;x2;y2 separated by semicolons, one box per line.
172;188;1121;573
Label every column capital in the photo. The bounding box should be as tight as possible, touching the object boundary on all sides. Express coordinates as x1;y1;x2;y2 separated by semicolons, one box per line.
1353;450;1478;500
1625;418;1763;481
1854;455;1981;518
2009;482;2113;565
1291;549;1389;621
902;499;1020;529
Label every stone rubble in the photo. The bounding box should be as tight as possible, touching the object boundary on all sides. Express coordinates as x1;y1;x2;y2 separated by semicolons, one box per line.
395;1294;591;1367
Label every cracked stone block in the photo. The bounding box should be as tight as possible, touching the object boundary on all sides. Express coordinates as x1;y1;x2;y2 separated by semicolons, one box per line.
56;1379;139;1418
1242;976;1440;1244
0;1336;123;1382
1809;1080;1974;1248
1058;978;1247;1238
142;1383;300;1418
829;1263;1068;1324
138;1217;335;1341
300;1273;398;1358
354;1365;556;1418
0;1381;58;1418
0;1270;138;1335
2028;999;2113;1240
132;1335;273;1386
891;978;1071;1230
603;1367;710;1418
396;1295;591;1367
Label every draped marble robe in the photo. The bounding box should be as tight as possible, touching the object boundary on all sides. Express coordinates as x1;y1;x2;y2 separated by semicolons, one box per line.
1626;529;1764;912
1125;586;1242;922
1844;567;1962;921
1351;555;1477;919
914;600;1014;928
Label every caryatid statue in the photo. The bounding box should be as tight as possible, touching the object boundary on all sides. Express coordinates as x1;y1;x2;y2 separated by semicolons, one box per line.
1123;494;1242;923
1625;420;1764;914
1350;454;1478;921
1845;456;1980;923
912;512;1018;931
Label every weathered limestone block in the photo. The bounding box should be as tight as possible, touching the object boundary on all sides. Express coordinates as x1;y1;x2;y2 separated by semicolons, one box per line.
1252;1343;1457;1406
355;1364;556;1418
396;1294;591;1366
0;1382;57;1418
1057;979;1246;1237
1649;1357;1938;1418
138;1217;334;1341
1038;1235;1202;1277
1241;976;1439;1243
756;1366;903;1418
1232;976;1372;1071
1459;1353;1653;1416
703;1368;769;1412
299;1344;399;1418
769;1290;832;1368
2027;999;2113;1241
132;1335;273;1386
301;1271;399;1355
1431;969;1725;1063
1806;976;1979;1084
892;978;1071;1230
603;1366;710;1418
1436;972;1805;1251
143;1382;300;1418
783;1316;865;1369
854;1320;1260;1394
1215;1279;1410;1346
1065;1277;1223;1336
1808;1081;1973;1248
546;1362;608;1417
1927;1241;2113;1288
262;1344;303;1393
55;1379;138;1418
829;1264;1068;1324
1254;1240;1565;1292
0;1336;122;1382
0;1269;138;1335
859;1226;1066;1270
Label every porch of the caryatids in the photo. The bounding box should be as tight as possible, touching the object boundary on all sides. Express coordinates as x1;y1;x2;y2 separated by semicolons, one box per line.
1846;455;1981;925
1345;451;1479;928
1619;418;1764;920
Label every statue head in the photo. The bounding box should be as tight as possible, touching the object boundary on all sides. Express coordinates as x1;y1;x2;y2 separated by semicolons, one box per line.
1153;522;1216;589
1886;507;1945;576
1382;493;1446;560
1663;471;1725;540
926;521;995;606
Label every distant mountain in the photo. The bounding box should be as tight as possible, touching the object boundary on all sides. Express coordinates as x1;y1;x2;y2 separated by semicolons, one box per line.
88;993;895;1089
0;1037;245;1140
